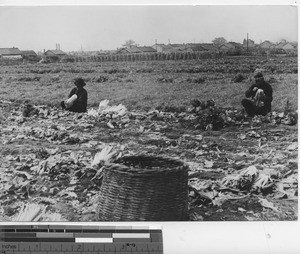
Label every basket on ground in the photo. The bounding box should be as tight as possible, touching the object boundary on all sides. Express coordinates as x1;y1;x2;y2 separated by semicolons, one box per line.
97;155;189;221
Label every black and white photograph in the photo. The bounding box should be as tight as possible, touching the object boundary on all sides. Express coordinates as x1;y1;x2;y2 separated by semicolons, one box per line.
0;2;298;225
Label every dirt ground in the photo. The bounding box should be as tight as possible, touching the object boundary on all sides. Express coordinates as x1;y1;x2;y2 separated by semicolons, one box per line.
0;100;297;221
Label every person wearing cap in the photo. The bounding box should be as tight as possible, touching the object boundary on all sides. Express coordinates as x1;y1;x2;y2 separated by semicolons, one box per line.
241;72;273;116
61;78;88;113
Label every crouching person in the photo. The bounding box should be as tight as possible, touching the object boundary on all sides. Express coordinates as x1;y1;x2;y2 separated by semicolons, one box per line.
241;72;273;116
61;78;88;113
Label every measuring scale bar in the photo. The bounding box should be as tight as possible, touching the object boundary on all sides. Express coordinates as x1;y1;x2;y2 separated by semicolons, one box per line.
0;224;163;254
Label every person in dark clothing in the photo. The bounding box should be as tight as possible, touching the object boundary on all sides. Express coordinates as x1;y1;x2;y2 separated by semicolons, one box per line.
61;78;88;113
241;72;273;116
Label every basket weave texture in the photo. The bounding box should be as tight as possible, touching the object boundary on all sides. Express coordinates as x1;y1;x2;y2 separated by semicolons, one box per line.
97;155;189;221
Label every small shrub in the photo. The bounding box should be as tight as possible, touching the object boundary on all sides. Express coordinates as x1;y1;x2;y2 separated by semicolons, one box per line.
194;106;225;131
23;55;41;62
186;77;205;84
105;69;118;74
51;77;60;82
190;99;215;111
284;100;294;114
125;78;134;82
22;104;39;117
36;148;50;159
94;76;108;83
157;77;173;83
190;99;201;108
44;55;60;63
60;56;76;63
232;73;245;83
194;77;206;84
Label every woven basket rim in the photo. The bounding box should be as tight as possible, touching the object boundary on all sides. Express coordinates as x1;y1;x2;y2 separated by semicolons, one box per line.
104;154;189;175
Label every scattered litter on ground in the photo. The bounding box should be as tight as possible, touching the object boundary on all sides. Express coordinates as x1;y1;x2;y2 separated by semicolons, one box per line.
0;99;297;221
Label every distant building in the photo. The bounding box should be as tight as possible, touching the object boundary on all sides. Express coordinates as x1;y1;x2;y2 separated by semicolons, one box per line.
0;47;23;59
219;44;231;51
185;43;207;52
117;46;156;54
168;44;186;51
290;42;298;48
21;50;37;57
44;49;67;56
227;42;243;49
273;40;288;49
44;43;67;57
117;46;141;54
243;39;255;48
138;46;157;53
219;42;243;53
152;44;173;52
282;42;297;51
199;43;217;51
267;40;297;53
259;40;274;49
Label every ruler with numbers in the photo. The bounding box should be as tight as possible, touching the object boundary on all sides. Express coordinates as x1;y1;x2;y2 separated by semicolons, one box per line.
0;224;163;254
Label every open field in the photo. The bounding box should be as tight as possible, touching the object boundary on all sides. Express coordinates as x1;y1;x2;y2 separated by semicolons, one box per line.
0;56;298;112
0;55;298;222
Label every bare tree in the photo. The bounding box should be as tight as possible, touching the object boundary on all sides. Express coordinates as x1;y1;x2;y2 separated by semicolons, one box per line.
122;40;137;48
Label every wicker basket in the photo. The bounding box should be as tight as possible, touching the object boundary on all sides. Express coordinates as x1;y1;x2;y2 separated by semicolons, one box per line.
97;154;189;221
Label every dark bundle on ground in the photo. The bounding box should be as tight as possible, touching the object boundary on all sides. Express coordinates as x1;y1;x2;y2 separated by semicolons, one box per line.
95;76;108;83
191;99;215;111
194;77;206;84
157;77;173;83
191;99;201;108
22;104;39;117
194;106;225;131
232;73;245;83
205;100;215;108
283;112;298;125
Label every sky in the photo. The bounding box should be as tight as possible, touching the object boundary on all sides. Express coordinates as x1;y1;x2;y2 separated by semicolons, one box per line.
0;3;298;52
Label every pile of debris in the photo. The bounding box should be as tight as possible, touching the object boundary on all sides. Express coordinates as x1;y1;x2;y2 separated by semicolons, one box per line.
87;99;128;129
2;98;298;134
188;161;298;220
183;99;297;131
